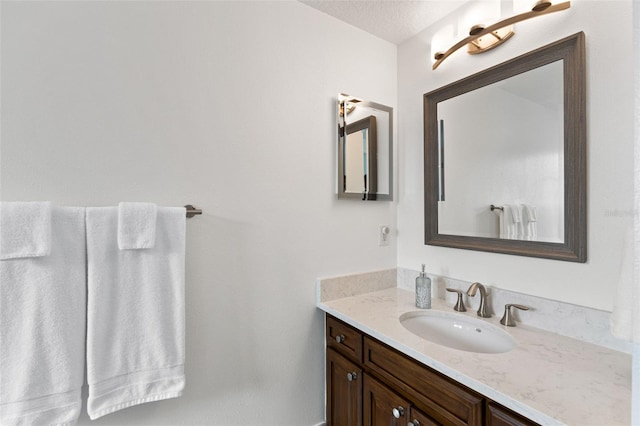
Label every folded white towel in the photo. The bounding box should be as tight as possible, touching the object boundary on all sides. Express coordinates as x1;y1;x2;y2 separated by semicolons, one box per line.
0;201;52;259
0;206;86;426
117;202;157;250
86;206;186;419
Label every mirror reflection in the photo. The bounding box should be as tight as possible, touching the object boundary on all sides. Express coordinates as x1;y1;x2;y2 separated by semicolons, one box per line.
338;93;393;201
344;116;377;196
437;61;564;242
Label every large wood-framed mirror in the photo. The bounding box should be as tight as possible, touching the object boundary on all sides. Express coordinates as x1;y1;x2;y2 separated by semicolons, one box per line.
423;32;586;262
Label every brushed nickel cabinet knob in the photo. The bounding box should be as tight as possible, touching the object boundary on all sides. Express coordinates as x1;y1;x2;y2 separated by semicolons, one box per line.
392;406;405;419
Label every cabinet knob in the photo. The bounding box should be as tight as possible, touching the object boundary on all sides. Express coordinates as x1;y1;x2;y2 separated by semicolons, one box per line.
392;406;405;419
408;421;421;426
335;334;345;344
346;372;358;381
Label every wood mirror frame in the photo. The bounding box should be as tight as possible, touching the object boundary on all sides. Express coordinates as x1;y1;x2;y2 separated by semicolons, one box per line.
339;115;378;200
423;32;586;262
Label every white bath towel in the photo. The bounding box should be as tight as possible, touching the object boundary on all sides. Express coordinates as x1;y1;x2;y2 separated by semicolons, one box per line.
0;201;52;259
508;204;523;239
521;204;538;241
86;206;186;419
494;206;508;239
0;205;86;426
117;202;157;250
496;205;518;239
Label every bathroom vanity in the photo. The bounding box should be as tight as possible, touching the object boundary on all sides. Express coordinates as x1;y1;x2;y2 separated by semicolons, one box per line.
318;276;631;426
326;314;535;425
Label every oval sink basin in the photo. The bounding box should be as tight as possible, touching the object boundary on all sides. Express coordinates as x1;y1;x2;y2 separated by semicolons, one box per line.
399;311;515;354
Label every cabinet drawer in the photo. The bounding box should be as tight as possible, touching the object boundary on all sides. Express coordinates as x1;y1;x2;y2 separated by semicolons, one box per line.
487;402;540;426
364;337;482;426
408;406;440;426
327;315;363;363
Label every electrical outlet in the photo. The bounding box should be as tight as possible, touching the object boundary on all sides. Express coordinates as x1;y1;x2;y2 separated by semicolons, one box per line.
378;225;390;246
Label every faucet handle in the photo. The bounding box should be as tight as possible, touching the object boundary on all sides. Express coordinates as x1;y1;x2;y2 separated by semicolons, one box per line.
500;304;530;327
445;288;467;312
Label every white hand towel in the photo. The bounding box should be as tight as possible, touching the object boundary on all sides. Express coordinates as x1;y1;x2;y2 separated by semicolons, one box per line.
86;206;186;420
0;206;86;426
522;204;538;241
508;204;523;239
500;205;517;239
0;201;52;259
523;204;537;222
117;202;157;250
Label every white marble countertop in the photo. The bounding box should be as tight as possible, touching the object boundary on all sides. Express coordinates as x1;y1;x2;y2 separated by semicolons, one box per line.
318;287;631;425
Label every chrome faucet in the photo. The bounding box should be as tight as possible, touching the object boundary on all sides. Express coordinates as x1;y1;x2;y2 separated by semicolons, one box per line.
466;282;491;318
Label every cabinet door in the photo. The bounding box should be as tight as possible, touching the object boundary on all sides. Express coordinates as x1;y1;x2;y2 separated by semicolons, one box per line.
363;374;411;426
487;403;540;426
327;348;363;426
407;406;441;426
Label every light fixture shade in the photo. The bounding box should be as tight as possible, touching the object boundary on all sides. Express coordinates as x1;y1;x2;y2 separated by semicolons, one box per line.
467;25;515;54
432;1;571;70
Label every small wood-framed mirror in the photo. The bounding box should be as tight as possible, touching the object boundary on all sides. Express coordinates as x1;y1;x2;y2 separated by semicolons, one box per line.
338;93;393;201
423;32;586;262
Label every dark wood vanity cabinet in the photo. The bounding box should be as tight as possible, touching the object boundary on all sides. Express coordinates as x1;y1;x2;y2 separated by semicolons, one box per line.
325;314;539;426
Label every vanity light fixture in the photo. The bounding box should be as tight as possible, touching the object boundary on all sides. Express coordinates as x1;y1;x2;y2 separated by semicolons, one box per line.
339;96;360;116
432;0;570;70
339;103;356;117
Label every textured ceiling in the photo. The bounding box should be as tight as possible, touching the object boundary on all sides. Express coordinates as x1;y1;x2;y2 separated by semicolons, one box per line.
299;0;468;45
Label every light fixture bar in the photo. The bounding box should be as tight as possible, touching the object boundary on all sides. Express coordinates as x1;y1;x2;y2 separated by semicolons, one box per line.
432;1;570;70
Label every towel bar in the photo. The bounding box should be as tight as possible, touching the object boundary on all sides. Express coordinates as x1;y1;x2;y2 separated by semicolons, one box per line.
184;205;202;218
490;204;504;211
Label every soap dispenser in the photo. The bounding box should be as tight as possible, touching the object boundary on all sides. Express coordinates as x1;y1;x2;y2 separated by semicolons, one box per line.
415;264;431;309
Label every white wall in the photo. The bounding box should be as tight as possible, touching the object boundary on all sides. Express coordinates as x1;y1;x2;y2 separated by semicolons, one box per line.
0;1;397;424
398;0;634;310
